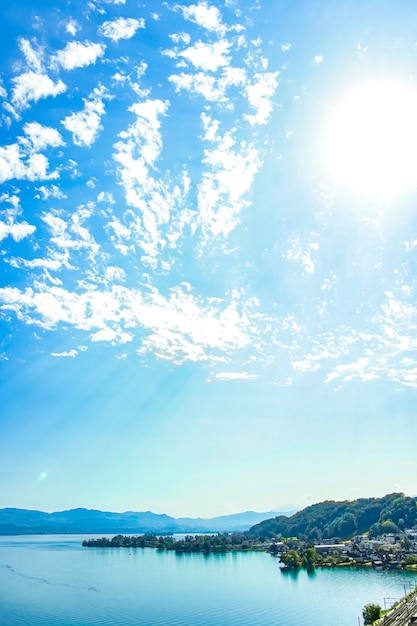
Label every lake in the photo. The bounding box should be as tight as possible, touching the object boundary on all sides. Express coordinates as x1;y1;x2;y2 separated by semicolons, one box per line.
0;535;415;626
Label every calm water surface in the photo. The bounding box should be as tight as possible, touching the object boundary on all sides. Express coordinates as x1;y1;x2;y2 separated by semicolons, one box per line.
0;535;415;626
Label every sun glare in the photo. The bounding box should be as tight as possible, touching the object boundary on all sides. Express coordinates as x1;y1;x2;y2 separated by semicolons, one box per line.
325;80;417;199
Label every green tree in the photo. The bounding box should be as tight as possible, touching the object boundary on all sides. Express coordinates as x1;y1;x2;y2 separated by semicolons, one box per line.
330;512;357;538
280;549;302;568
381;519;399;533
362;603;381;624
401;554;417;566
303;546;321;568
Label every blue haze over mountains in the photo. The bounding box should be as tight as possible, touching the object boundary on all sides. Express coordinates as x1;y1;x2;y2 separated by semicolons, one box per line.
0;507;295;535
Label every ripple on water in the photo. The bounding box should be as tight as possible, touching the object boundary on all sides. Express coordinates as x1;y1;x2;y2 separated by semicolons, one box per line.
0;538;416;626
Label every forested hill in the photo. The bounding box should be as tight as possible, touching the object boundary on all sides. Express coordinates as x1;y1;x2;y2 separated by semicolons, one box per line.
247;493;417;541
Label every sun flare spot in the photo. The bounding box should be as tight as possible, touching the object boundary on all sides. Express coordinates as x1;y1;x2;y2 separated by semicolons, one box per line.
36;471;48;483
325;80;417;198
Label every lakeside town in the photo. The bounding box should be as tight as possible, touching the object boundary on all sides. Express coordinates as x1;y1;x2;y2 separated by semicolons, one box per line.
271;526;417;571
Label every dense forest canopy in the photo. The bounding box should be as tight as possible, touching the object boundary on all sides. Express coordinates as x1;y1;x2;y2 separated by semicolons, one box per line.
247;493;417;541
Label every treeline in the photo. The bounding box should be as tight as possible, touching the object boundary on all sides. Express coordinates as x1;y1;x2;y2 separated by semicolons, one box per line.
247;493;417;541
82;533;265;553
280;547;326;569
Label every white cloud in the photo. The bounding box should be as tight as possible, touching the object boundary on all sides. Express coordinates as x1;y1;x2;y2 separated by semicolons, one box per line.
26;153;59;181
169;66;246;103
0;1;292;376
215;371;257;381
91;327;133;344
281;43;291;52
0;80;7;100
170;32;191;45
175;1;227;36
197;113;262;240
0;280;267;366
12;205;100;274
244;71;279;125
0;219;36;242
18;38;44;73
51;349;78;357
0;193;20;210
61;84;110;147
0;124;63;184
291;341;344;375
0;143;59;183
35;184;67;200
105;266;126;281
2;101;19;122
112;98;175;264
14;250;72;272
284;236;318;274
166;40;231;72
52;41;106;70
11;71;67;111
65;19;79;36
326;357;376;384
98;17;145;42
47;207;99;257
97;191;115;204
22;122;64;151
0;145;25;182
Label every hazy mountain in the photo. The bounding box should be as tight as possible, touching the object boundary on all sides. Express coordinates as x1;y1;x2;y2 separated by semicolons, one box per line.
0;507;287;535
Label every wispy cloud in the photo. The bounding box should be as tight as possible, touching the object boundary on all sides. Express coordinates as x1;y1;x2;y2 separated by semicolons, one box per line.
18;38;44;73
215;371;258;381
112;97;174;266
0;281;269;366
284;235;319;274
0;0;292;379
51;349;78;357
197;113;262;241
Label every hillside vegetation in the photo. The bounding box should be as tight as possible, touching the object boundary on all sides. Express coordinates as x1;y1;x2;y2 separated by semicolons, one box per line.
247;493;417;541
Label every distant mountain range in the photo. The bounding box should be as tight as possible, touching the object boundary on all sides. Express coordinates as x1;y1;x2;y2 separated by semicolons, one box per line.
0;507;296;535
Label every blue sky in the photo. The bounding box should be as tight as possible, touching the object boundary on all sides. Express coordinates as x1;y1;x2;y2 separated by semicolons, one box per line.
1;0;417;518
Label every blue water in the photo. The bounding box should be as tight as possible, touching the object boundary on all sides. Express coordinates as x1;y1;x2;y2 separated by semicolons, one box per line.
0;535;415;625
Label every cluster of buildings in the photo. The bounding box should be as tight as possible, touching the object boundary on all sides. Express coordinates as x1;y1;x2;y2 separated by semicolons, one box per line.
343;528;417;569
274;528;417;570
